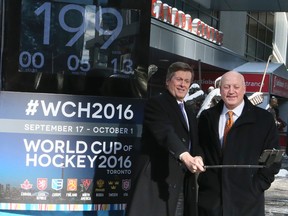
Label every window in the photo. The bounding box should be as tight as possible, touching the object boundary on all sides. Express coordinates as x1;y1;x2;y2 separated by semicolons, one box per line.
245;12;274;62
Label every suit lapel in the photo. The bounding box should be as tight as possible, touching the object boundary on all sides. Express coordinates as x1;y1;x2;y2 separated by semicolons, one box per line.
210;102;224;155
165;91;189;131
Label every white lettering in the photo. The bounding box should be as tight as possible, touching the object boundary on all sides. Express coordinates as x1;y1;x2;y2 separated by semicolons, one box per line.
24;124;73;133
78;102;90;118
91;141;122;154
61;101;76;117
24;139;122;168
25;153;98;168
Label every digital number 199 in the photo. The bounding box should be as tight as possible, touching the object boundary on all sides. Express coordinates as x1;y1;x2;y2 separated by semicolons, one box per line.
35;2;123;49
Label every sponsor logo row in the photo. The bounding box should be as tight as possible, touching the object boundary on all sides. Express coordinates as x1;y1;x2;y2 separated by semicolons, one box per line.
20;178;91;191
20;178;131;192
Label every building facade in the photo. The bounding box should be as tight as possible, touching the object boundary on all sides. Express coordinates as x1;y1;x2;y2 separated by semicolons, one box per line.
149;0;288;146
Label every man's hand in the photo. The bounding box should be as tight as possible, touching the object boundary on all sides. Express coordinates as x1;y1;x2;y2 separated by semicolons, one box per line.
180;152;205;173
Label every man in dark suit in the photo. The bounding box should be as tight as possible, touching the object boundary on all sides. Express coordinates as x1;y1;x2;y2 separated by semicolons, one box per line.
197;71;281;216
126;62;205;216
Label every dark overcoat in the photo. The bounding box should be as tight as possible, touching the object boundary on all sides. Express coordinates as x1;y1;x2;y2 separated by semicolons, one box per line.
197;96;281;216
126;90;202;216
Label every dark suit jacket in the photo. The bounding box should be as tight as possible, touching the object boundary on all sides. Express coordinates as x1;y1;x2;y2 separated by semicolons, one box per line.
197;96;281;216
126;90;202;216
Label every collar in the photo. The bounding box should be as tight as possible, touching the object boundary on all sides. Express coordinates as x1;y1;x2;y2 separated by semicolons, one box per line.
222;100;245;117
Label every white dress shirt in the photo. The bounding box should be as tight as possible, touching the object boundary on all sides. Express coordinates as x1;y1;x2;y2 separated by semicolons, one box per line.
219;100;244;145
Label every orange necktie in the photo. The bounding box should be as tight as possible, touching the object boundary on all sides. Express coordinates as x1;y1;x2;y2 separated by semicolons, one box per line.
223;111;234;144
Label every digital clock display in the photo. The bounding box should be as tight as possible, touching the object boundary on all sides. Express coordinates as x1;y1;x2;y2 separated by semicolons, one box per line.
2;0;150;95
19;0;146;77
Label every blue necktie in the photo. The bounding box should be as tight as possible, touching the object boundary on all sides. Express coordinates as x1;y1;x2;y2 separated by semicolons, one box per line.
179;102;189;129
179;102;191;151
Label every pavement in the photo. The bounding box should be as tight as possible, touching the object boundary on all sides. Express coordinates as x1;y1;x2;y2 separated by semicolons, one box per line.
265;154;288;216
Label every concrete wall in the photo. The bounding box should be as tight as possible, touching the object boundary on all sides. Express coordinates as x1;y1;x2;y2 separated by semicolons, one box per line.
219;11;247;56
273;13;288;65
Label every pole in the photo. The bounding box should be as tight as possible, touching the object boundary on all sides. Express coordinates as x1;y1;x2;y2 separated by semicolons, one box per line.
259;54;273;92
204;165;265;169
198;59;202;89
204;149;284;169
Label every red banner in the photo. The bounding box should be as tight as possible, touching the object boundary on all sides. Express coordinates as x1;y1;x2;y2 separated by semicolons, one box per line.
271;75;288;98
195;72;270;93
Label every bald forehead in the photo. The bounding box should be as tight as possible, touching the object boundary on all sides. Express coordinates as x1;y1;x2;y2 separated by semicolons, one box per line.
220;71;245;86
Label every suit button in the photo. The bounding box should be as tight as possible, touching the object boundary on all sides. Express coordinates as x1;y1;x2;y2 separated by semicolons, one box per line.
169;184;177;189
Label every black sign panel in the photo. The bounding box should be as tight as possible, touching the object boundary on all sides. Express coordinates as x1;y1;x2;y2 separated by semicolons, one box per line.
2;0;151;96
